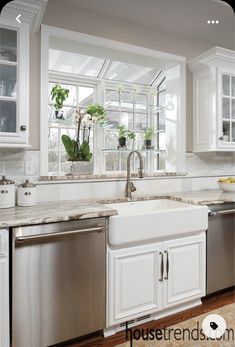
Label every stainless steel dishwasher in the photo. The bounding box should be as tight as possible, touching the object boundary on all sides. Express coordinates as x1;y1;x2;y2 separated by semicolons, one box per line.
12;218;106;347
207;203;235;294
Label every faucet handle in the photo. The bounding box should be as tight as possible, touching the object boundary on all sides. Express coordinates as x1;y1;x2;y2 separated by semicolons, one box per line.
130;182;136;192
138;168;144;178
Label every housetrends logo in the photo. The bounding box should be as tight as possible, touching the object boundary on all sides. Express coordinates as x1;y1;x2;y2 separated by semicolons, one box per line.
125;319;234;347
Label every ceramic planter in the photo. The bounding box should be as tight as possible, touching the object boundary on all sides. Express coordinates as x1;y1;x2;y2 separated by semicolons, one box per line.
144;139;153;149
70;161;94;175
118;137;126;148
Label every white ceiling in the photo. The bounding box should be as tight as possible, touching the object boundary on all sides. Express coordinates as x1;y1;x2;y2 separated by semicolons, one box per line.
58;0;234;49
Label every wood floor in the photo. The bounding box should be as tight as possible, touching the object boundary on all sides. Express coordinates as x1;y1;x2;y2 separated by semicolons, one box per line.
58;288;235;347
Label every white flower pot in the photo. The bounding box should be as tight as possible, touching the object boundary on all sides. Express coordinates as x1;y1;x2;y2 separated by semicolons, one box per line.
70;161;94;175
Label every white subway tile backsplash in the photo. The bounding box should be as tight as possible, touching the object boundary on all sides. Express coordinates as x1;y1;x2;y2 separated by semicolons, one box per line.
0;149;234;203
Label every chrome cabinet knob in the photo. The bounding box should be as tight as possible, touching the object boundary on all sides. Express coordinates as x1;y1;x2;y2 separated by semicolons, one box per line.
218;136;224;140
20;125;27;131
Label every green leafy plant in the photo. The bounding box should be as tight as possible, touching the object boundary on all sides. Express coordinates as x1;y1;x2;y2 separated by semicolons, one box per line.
118;126;136;140
51;84;69;110
62;135;92;162
144;127;154;141
86;104;108;124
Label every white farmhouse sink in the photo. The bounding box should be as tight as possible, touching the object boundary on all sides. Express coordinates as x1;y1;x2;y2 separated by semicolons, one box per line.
105;199;208;247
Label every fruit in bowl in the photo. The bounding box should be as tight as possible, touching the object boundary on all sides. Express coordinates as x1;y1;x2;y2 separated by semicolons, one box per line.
218;177;235;192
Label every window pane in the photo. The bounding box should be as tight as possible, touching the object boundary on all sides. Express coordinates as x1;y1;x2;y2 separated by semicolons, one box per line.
135;93;148;112
223;121;230;141
232;76;235;97
48;127;58;150
121;91;133;111
135;113;148;131
49;49;105;77
0;28;17;62
0;65;17;97
48;151;59;173
232;99;235;119
232;123;235;142
104;152;119;171
79;86;94;108
0;100;16;133
222;97;230;118
222;74;230;96
104;130;118;149
104;60;160;85
105;89;119;110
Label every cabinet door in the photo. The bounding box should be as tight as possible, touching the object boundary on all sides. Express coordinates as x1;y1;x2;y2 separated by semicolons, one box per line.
0;229;9;347
108;243;163;325
0;18;29;147
163;234;205;308
218;72;235;149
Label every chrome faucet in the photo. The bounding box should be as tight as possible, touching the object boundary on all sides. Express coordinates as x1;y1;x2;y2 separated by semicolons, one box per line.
125;150;144;199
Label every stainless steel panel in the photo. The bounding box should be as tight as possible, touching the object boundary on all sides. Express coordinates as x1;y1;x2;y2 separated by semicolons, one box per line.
12;218;106;347
207;213;235;294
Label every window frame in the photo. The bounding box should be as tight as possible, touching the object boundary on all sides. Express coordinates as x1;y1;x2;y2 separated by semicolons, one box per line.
40;25;186;176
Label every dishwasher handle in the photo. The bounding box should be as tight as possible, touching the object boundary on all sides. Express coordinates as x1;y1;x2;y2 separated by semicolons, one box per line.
15;226;105;245
209;209;235;217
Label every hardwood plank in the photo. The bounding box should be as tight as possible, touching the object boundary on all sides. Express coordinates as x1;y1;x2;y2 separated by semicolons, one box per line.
62;288;235;347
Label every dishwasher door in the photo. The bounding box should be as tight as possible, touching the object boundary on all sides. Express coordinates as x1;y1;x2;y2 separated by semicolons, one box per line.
207;210;235;294
12;218;106;347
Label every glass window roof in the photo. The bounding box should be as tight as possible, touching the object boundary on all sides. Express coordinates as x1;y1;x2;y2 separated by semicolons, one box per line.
49;49;105;78
49;49;162;86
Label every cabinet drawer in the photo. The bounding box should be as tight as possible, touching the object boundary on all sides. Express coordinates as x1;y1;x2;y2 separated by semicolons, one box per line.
0;229;8;258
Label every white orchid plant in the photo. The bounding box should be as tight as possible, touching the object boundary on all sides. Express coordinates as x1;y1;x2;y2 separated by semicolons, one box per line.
62;104;107;162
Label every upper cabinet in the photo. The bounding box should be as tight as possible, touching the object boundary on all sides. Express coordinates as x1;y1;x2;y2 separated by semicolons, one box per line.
0;18;29;147
0;0;48;148
189;47;235;152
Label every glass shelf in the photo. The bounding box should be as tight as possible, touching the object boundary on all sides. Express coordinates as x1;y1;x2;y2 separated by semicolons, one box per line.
102;148;165;153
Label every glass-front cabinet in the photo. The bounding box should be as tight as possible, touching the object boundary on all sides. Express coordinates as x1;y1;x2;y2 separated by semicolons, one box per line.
0;18;29;147
220;73;235;145
189;47;235;152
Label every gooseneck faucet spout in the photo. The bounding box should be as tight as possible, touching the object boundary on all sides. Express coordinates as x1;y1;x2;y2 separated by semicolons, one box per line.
125;150;144;199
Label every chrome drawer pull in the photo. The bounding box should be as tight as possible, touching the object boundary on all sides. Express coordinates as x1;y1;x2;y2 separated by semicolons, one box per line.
159;252;164;282
24;192;31;196
164;251;169;280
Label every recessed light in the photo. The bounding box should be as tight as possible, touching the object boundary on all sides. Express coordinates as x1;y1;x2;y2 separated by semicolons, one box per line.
207;20;211;24
216;20;220;24
211;20;215;24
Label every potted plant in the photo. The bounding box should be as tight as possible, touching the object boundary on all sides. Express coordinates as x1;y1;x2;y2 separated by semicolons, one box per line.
117;125;136;148
144;127;154;149
51;84;70;119
86;104;107;125
62;104;108;175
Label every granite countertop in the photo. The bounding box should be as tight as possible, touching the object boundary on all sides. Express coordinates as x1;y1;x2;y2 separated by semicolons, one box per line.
0;189;234;229
0;201;117;228
170;189;235;205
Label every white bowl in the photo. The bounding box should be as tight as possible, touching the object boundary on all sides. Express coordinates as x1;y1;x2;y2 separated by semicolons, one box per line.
218;182;235;192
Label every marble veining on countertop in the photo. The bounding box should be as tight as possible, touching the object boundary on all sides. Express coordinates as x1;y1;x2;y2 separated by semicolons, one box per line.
0;189;234;229
169;189;235;205
0;201;117;228
99;190;235;206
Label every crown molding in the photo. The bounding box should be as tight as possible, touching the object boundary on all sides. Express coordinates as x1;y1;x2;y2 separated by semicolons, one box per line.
1;0;48;33
188;46;235;72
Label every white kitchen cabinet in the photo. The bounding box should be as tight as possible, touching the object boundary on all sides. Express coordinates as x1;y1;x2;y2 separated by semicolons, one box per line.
108;243;163;325
0;17;29;148
188;47;235;152
0;229;9;347
107;233;205;327
163;235;205;308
